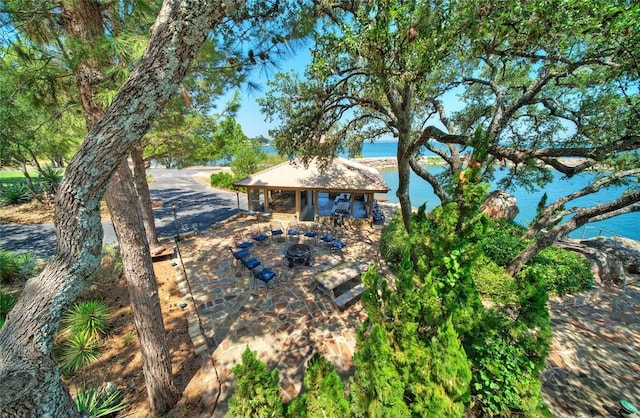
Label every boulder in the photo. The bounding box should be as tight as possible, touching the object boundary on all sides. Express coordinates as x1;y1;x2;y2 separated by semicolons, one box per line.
480;190;519;220
557;236;640;285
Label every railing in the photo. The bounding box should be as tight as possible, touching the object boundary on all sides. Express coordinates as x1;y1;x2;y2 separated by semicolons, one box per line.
577;226;627;240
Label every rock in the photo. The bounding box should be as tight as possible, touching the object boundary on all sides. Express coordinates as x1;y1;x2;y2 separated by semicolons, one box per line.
557;236;640;284
480;190;519;220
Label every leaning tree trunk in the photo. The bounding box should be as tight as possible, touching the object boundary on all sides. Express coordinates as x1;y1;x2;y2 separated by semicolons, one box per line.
0;1;228;415
131;144;161;248
106;161;179;412
65;1;180;411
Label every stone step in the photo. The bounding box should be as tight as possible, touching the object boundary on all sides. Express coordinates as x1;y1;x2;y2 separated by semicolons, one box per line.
334;283;365;310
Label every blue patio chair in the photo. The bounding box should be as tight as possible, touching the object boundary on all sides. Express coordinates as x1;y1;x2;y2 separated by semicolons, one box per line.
229;247;250;269
251;264;277;289
270;221;285;243
287;220;300;242
251;227;269;246
234;233;253;250
242;257;261;271
303;224;318;245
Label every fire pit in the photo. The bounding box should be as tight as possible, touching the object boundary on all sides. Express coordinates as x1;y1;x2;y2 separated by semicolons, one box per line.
284;243;315;268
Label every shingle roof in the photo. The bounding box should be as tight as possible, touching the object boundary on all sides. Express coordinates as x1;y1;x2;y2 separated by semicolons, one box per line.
233;157;390;193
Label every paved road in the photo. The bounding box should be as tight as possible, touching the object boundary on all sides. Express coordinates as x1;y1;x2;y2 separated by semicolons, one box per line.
0;168;248;258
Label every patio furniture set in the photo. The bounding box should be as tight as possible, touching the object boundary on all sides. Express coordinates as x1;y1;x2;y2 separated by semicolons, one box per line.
227;217;365;309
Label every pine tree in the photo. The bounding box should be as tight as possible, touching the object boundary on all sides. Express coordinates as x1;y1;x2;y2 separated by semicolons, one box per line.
228;347;283;418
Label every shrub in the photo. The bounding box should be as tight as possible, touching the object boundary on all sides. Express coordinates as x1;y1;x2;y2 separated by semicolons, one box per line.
59;333;101;375
0;248;37;283
228;347;283;418
379;211;408;270
0;182;32;205
62;300;111;340
481;219;529;267
521;246;593;295
57;300;111;374
38;164;63;195
210;172;238;190
74;383;127;418
472;256;518;304
286;353;350;417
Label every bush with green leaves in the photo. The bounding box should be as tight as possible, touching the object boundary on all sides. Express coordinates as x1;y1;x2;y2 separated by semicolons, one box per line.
59;333;102;375
0;248;37;283
57;300;111;374
0;182;32;205
62;300;111;340
37;164;63;195
481;218;529;266
379;210;408;270
227;347;283;418
0;291;17;330
521;246;593;295
210;172;241;190
286;353;350;417
75;384;127;418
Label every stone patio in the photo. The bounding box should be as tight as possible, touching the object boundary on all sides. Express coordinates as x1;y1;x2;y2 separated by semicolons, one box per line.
173;214;385;415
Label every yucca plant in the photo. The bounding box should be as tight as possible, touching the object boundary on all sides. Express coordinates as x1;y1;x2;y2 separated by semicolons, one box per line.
62;300;111;340
0;249;37;283
0;249;21;283
0;182;32;205
59;333;102;375
0;291;17;320
75;384;127;418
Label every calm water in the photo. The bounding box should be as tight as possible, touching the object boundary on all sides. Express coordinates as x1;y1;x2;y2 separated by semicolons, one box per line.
264;142;639;240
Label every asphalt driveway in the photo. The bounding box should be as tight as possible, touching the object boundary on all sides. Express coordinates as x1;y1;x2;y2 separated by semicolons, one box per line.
0;167;247;258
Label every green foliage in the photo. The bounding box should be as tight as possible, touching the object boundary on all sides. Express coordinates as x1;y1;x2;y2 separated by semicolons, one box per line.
210;172;243;190
59;332;102;375
472;256;519;304
521;246;593;296
379;211;409;271
0;182;32;205
74;384;127;418
57;300;111;375
0;248;37;283
62;300;111;340
481;219;529;267
0;291;17;322
467;265;551;417
38;164;63;195
231;143;267;176
286;353;349;418
350;322;411;417
228;347;283;418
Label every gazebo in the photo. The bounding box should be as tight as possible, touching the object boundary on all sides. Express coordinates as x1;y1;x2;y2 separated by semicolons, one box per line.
233;157;390;224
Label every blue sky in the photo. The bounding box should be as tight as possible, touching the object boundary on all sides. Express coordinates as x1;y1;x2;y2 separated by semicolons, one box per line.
215;47;312;139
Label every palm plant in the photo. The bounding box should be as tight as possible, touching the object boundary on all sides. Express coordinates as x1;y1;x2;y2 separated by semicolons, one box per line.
62;300;111;340
74;384;127;418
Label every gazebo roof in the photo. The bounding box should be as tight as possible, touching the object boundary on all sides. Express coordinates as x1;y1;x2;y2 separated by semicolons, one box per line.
233;157;390;193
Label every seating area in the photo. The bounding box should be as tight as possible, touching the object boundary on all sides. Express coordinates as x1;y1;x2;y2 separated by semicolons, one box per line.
176;213;387;408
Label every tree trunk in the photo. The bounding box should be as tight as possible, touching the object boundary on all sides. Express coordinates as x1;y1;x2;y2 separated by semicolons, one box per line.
106;161;179;412
131;145;160;247
0;1;227;414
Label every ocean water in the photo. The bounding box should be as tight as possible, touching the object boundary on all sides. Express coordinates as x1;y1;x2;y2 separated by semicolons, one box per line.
264;142;639;240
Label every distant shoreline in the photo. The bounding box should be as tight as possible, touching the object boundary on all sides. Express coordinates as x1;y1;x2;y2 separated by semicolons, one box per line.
354;156;443;169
